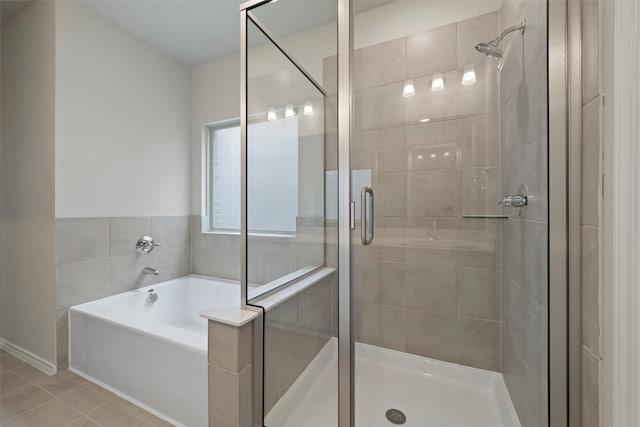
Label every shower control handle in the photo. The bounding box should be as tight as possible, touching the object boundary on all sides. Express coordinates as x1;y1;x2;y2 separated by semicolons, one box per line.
136;236;162;254
361;186;374;246
497;194;528;208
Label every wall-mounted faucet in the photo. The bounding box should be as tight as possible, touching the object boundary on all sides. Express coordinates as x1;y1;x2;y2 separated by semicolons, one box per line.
143;267;159;276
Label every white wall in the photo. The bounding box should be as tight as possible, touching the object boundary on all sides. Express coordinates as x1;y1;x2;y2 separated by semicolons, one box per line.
1;1;57;366
190;0;501;215
55;2;192;219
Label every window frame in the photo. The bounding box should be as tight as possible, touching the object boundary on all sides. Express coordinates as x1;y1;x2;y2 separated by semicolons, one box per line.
202;119;298;238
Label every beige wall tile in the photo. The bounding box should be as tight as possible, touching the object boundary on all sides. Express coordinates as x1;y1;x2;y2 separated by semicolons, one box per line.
458;115;500;168
56;258;110;310
56;218;109;264
406;264;457;314
358;83;407;131
151;216;190;249
406;23;457;78
109;253;158;295
208;321;253;373
354;260;406;307
361;38;406;89
407;310;457;363
458;267;499;320
378;306;408;351
407;169;457;217
110;217;151;256
458;318;501;371
522;220;548;307
456;12;500;68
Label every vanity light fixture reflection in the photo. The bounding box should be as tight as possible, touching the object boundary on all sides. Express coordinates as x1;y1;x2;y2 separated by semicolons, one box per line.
431;73;444;92
420;118;430;123
403;79;416;98
461;64;477;85
303;101;314;116
285;104;295;119
267;107;277;122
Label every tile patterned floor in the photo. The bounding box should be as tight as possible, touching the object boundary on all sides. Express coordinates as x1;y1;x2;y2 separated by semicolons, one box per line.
0;350;173;427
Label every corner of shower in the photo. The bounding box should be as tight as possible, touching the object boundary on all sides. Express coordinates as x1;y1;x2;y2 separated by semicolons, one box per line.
239;0;568;425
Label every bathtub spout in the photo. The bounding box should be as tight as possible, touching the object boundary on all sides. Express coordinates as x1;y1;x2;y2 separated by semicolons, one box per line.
143;267;159;276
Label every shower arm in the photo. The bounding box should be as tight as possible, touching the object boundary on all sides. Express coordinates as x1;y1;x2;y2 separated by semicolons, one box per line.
494;19;527;44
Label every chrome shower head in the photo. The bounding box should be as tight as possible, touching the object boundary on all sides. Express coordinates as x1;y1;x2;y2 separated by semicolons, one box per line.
475;18;526;59
475;41;503;59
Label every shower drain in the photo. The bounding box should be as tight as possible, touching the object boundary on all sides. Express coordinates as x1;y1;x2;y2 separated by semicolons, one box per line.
385;408;407;425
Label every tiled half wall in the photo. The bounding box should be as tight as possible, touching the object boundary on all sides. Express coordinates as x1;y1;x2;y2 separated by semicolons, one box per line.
55;216;191;369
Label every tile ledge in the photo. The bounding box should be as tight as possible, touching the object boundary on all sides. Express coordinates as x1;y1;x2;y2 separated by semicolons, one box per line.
248;267;336;312
200;307;259;327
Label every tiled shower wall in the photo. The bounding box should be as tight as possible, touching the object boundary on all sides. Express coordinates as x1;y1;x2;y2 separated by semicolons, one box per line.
191;216;324;285
55;216;191;369
339;11;503;372
499;0;549;425
263;273;336;414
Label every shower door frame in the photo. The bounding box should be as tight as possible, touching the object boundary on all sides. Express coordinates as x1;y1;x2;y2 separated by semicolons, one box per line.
335;1;571;427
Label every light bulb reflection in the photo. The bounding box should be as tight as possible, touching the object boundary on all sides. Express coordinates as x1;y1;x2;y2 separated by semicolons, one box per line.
285;104;295;119
267;107;277;122
461;64;477;86
403;80;416;98
431;73;445;92
303;101;314;116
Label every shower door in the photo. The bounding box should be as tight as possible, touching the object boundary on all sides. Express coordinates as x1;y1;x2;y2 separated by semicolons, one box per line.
239;0;567;424
341;0;558;426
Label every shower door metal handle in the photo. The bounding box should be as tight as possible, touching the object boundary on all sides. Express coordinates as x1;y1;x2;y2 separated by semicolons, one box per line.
361;186;374;245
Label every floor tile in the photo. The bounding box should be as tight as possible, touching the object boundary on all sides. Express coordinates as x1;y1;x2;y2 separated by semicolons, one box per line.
86;399;148;427
0;382;52;424
2;398;82;427
68;417;101;427
0;354;27;372
88;398;173;427
0;371;28;396
12;365;48;383
58;384;114;414
32;371;83;396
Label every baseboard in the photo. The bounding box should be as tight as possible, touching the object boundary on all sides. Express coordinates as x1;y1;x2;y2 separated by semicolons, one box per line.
0;338;57;375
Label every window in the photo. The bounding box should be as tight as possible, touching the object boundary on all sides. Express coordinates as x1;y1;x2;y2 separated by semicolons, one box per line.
205;118;299;235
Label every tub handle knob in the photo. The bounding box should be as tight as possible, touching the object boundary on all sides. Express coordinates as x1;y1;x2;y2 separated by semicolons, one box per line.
136;236;162;254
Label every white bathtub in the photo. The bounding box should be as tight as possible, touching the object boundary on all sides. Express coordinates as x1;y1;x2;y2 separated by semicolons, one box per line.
69;275;241;427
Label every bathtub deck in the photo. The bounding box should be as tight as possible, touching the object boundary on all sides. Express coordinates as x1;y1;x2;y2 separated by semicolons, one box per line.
265;338;521;427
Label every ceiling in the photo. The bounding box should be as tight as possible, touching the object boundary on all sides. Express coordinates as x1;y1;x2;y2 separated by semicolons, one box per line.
78;0;391;66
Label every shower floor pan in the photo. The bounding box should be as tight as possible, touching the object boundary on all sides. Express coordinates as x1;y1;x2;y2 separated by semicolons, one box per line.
265;338;520;427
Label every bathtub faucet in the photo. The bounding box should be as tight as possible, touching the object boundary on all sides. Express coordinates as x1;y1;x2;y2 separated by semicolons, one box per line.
143;267;159;276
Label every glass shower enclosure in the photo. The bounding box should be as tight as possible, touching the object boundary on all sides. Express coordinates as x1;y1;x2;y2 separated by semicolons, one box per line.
239;0;568;425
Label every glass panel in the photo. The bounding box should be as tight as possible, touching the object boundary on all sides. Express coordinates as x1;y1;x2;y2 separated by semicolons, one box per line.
246;19;327;300
244;8;339;427
350;0;548;426
248;0;337;85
